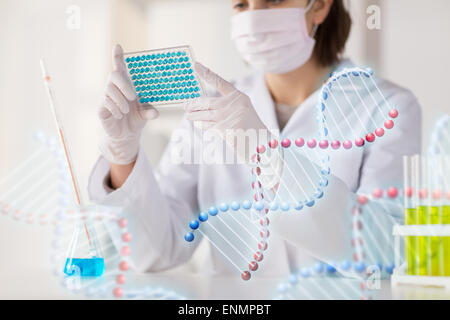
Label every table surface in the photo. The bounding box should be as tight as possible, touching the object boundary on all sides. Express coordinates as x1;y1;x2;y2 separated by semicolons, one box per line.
2;267;450;300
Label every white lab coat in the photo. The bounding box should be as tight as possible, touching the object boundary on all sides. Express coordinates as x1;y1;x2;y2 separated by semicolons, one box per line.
88;59;421;277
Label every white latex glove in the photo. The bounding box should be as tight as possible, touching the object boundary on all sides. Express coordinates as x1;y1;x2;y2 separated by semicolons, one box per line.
184;62;273;160
98;44;159;165
184;62;282;189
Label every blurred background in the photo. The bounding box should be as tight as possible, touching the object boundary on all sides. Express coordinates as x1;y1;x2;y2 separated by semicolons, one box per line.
0;0;449;297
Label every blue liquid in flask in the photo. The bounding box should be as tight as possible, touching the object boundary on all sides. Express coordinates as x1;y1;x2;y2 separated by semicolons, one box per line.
64;257;105;277
64;219;105;277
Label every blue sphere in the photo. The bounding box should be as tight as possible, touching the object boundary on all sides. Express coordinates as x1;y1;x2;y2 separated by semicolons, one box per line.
269;202;279;211
254;201;264;211
326;263;337;273
198;212;208;222
354;261;366;273
319;178;328;187
281;202;290;211
242;200;252;210
219;203;229;212
295;201;304;211
385;263;395;275
322;91;328;100
230;201;240;211
208;206;218;216
314;190;324;199
306;199;315;207
189;220;199;230
340;260;351;271
277;283;288;293
288;274;299;285
376;262;383;272
184;232;194;242
314;262;324;274
300;268;311;278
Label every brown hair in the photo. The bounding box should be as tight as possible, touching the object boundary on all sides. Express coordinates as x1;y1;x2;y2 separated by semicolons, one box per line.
312;0;352;67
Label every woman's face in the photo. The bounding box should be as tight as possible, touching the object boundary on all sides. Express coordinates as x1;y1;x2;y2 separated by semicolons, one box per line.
231;0;310;14
231;0;315;34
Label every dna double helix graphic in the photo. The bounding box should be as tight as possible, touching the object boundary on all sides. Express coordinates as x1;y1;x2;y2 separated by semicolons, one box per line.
429;114;450;155
0;132;185;299
183;66;401;281
274;186;402;300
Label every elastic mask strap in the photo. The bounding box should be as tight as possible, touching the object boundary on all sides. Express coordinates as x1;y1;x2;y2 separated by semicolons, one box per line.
306;0;318;38
305;0;316;13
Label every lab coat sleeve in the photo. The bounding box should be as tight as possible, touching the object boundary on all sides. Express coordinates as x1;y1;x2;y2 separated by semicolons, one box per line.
270;88;421;275
88;119;200;273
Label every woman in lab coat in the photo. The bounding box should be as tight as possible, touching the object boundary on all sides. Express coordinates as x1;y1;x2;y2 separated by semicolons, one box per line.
89;0;421;276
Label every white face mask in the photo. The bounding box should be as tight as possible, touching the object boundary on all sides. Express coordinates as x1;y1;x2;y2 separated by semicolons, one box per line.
231;1;316;74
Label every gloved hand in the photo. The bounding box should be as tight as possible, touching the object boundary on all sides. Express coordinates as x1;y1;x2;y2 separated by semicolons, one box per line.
184;62;274;163
98;44;159;165
184;62;282;189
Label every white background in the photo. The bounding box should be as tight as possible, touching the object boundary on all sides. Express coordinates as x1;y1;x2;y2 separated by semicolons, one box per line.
0;0;449;298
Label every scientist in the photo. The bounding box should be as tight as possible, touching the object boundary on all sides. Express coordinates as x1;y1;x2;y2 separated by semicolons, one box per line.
89;0;421;275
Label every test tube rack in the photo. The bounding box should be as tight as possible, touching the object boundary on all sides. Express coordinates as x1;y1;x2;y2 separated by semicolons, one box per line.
392;224;450;289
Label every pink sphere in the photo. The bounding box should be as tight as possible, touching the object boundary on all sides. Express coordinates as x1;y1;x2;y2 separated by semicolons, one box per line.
295;138;305;147
366;133;375;143
260;230;270;238
404;187;413;198
375;128;385;137
116;274;126;285
113;287;123;298
119;261;129;271
268;139;278;149
120;246;131;256
259;217;270;226
343;140;352;149
355;138;365;147
418;189;428;199
254;251;264;262
432;189;442;200
319;140;329;149
447;191;450;200
331;140;341;150
281;138;291;148
122;232;132;242
241;271;251;281
118;218;128;229
387;187;398;199
389;109;399;119
307;139;317;148
357;195;369;205
256;145;266;154
258;241;268;251
249;261;259;271
384;120;394;129
372;188;383;198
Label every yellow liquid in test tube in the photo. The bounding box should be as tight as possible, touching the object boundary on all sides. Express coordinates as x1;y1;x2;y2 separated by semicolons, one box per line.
443;205;450;276
428;206;441;276
417;206;429;275
404;207;417;275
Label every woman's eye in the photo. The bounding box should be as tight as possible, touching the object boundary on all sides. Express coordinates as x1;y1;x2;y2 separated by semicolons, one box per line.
268;0;285;5
233;2;248;10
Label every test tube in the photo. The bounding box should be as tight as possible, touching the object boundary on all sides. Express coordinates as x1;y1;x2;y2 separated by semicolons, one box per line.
427;155;442;276
403;155;418;275
442;155;450;276
414;155;429;276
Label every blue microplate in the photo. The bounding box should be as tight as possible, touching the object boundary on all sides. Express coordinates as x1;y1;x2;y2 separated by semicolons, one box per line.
124;45;204;107
64;257;105;277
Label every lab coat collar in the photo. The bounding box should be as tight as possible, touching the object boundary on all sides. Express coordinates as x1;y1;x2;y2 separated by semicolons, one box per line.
248;71;280;133
247;59;355;137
